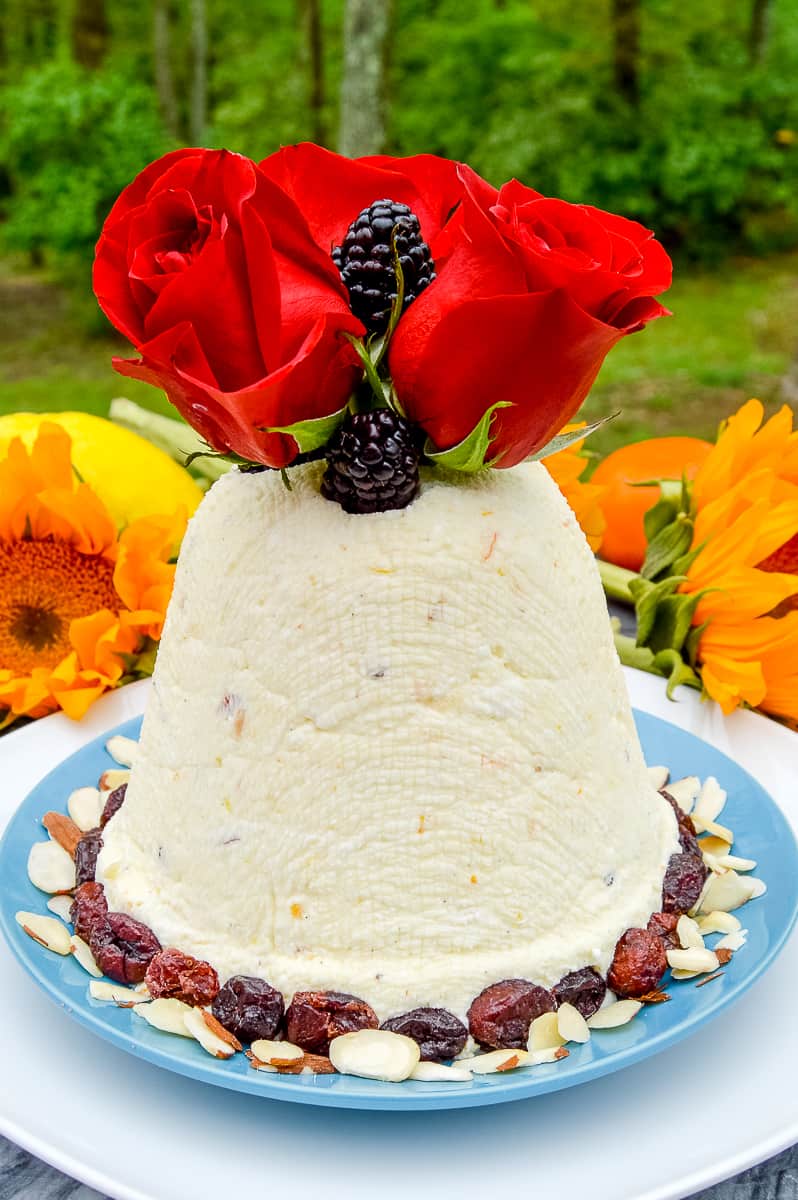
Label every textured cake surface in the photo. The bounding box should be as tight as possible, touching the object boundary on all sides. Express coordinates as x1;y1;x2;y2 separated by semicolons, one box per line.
97;461;678;1020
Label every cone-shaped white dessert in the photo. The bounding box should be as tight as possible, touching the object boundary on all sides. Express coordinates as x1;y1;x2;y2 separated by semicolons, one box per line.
97;462;678;1020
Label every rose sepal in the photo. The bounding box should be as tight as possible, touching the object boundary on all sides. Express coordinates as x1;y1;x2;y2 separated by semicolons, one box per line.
423;401;512;474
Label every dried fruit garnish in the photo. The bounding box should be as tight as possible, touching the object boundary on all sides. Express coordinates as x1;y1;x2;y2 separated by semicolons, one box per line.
100;783;127;829
211;975;285;1042
90;912;161;984
647;911;681;950
285;990;378;1054
661;789;701;855
380;1007;467;1062
74;830;103;886
661;851;709;914
552;967;606;1019
145;946;220;1006
70;881;109;943
467;979;556;1049
607;928;667;998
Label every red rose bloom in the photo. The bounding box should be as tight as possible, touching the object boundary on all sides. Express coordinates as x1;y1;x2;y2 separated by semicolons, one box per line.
93;148;364;467
389;171;672;467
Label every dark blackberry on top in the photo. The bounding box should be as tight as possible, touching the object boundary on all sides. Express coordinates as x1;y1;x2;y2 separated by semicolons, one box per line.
332;199;435;334
321;408;421;515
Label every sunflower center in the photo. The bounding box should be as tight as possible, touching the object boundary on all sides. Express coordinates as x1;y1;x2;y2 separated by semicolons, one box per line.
0;537;119;675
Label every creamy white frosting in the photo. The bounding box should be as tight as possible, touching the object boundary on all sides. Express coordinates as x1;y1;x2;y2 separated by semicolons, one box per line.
98;461;678;1020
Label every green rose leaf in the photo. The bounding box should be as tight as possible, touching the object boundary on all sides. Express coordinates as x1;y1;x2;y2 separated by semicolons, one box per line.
260;401;350;455
525;411;620;463
424;401;512;473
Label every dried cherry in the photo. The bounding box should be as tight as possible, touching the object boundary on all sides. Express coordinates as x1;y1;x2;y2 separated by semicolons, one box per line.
212;975;285;1042
467;979;555;1049
100;784;127;829
661;851;708;914
607;928;667;998
285;990;378;1054
647;910;681;951
145;947;220;1006
660;789;700;855
70;881;108;943
381;1007;467;1062
74;830;103;886
89;912;161;984
552;967;606;1019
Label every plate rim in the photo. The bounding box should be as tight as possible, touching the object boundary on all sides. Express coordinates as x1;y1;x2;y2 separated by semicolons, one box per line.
1;708;797;1113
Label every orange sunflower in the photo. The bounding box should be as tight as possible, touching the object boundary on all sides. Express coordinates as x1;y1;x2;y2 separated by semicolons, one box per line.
679;399;798;718
543;426;606;553
0;422;187;727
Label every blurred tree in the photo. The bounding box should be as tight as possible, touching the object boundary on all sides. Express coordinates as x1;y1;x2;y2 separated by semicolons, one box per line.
297;0;326;145
190;0;207;143
153;0;179;139
339;0;392;155
748;0;771;64
611;0;640;108
71;0;108;69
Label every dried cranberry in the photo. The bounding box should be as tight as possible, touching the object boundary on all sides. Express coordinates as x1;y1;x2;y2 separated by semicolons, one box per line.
381;1007;467;1062
70;881;108;942
661;851;708;914
100;784;127;829
285;991;378;1054
647;911;681;951
467;979;556;1049
145;947;220;1006
211;975;285;1042
553;967;607;1020
607;928;667;998
660;789;700;855
74;830;103;886
90;912;161;984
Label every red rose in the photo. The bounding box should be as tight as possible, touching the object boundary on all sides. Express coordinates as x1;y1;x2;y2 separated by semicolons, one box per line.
389;171;672;467
93;148;364;467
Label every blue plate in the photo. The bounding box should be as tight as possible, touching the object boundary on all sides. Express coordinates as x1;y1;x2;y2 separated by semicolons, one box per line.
1;711;796;1111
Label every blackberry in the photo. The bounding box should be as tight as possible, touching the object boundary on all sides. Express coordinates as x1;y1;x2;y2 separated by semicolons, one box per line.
321;409;420;515
332;199;435;334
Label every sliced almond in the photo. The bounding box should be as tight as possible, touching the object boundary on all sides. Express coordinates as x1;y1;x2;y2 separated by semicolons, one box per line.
276;1053;336;1075
133;997;193;1037
15;911;72;955
715;928;748;952
667;947;719;974
699;835;733;861
716;854;757;872
715;948;733;965
529;1046;570;1065
71;934;102;977
42;811;83;858
647;766;670;790
556;1002;590;1044
699;871;758;913
246;1050;277;1073
747;878;767;899
47;894;74;922
195;1009;242;1052
90;979;148;1005
688;874;715;917
250;1038;303;1066
68;786;104;832
676;915;705;950
459;1048;530;1074
691;815;734;844
105;735;139;767
638;989;671;1004
410;1061;474;1082
528;1010;564;1052
671;968;702;981
99;768;130;792
693;777;727;823
663;777;700;814
329;1029;420;1082
183;1006;238;1058
697;911;741;935
27;840;76;893
587;999;642;1029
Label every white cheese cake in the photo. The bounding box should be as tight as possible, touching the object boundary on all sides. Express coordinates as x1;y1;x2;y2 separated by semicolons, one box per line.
97;461;679;1022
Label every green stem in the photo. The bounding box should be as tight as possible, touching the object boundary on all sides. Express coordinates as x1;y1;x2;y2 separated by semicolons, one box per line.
109;399;230;483
597;558;638;605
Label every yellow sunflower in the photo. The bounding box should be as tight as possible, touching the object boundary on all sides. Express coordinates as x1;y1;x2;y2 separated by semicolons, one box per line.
0;422;187;727
543;426;606;553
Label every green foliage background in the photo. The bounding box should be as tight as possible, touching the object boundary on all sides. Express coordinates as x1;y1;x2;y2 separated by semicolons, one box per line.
2;0;797;278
